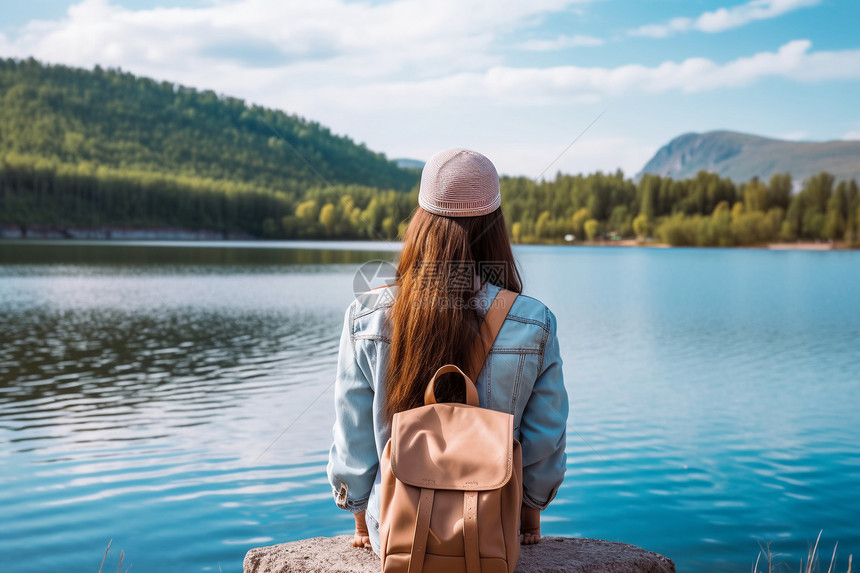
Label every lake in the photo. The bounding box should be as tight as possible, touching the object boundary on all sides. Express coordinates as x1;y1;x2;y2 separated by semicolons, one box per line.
1;240;858;572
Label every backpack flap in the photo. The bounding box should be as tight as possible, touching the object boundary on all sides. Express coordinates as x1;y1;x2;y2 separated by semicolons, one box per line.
390;403;514;491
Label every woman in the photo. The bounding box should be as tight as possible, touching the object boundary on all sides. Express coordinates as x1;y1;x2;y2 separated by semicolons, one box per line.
327;148;568;554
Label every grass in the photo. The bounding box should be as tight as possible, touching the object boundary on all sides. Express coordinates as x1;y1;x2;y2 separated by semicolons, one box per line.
98;539;130;573
92;531;851;572
754;531;853;573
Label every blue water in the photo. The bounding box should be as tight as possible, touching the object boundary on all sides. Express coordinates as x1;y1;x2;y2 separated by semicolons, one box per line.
1;241;858;572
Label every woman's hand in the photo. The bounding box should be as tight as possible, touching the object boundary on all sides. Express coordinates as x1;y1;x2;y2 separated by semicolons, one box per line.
520;505;541;545
352;510;372;549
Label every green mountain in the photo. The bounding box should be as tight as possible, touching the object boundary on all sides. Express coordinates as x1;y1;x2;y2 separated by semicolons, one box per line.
0;57;417;194
637;130;860;184
1;59;856;246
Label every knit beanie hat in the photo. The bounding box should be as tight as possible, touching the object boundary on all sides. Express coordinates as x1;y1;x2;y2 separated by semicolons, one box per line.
418;148;501;217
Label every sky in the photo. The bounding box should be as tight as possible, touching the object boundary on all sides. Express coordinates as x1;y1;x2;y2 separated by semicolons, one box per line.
1;0;859;178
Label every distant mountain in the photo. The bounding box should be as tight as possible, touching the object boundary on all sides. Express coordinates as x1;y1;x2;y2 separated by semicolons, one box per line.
395;158;424;170
637;131;860;184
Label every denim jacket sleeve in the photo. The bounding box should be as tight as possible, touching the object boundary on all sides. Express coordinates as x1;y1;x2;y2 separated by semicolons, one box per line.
519;308;568;510
326;302;378;513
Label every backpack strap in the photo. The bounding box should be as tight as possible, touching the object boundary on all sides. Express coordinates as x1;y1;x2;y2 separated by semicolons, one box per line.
463;491;480;573
407;488;435;573
466;288;519;381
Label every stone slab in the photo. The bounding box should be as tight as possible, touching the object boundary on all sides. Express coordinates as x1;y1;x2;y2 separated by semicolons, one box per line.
244;535;675;573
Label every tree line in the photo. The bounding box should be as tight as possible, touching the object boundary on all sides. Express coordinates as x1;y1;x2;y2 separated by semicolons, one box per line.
501;170;859;247
2;151;858;246
0;152;413;239
1;58;857;247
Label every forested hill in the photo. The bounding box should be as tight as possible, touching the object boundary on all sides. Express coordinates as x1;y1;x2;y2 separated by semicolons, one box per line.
637;131;860;184
1;58;857;247
0;58;417;193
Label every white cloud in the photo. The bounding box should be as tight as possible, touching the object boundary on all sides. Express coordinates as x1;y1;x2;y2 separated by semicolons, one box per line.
843;131;860;141
781;131;808;141
0;0;593;80
633;17;694;39
0;0;855;177
296;40;860;112
2;2;851;114
517;34;604;51
631;0;821;37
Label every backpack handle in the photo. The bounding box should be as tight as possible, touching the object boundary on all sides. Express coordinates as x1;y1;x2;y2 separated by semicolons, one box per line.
424;364;480;407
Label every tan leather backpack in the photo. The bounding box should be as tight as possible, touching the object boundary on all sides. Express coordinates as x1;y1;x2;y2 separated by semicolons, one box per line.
379;289;523;573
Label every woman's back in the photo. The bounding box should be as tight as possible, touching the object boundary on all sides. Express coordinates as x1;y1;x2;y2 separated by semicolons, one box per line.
327;148;568;555
348;280;564;454
330;280;567;543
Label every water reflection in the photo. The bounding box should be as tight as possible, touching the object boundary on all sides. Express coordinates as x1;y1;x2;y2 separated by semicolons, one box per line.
0;239;400;267
0;241;399;573
1;242;859;573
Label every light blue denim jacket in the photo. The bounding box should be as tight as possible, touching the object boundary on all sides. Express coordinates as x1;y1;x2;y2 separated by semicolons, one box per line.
327;281;568;529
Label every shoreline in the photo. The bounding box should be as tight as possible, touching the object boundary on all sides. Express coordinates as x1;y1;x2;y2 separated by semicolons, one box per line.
576;240;846;250
0;226;854;250
0;225;254;241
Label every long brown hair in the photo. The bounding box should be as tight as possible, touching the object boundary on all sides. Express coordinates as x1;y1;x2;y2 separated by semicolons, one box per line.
384;206;522;419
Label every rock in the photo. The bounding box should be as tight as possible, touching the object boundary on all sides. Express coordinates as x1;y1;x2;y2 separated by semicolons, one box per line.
243;536;675;573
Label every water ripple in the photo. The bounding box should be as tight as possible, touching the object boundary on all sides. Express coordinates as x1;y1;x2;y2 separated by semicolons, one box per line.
2;244;860;572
